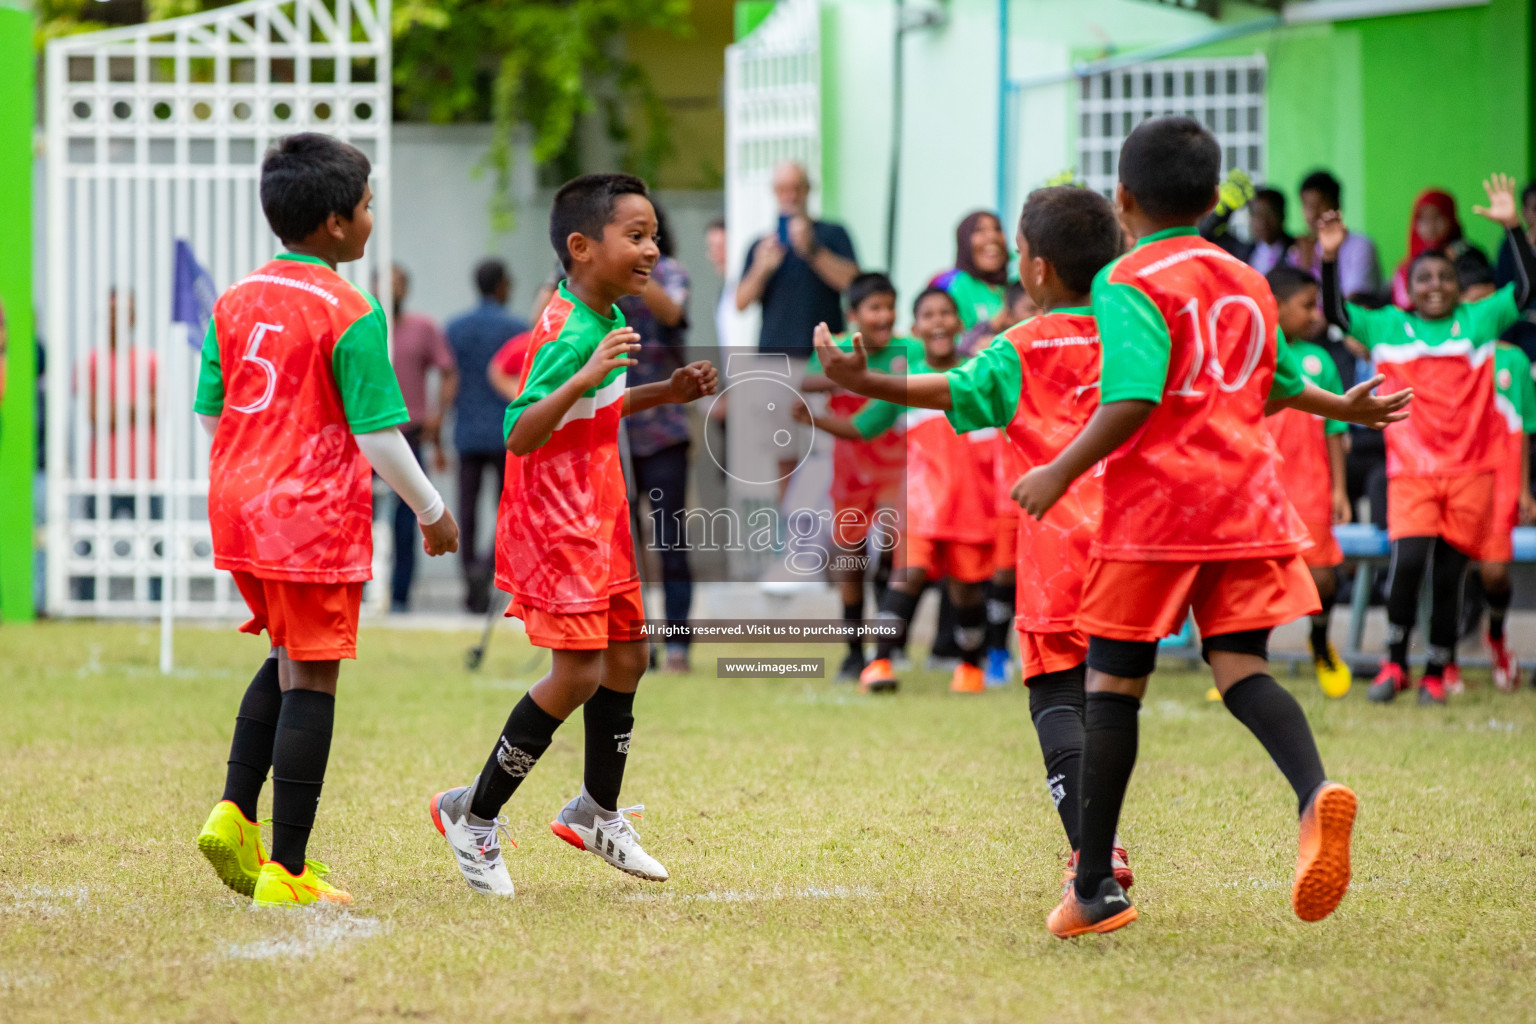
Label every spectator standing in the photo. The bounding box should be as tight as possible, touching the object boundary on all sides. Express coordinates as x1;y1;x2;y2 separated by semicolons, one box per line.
446;258;528;613
1290;170;1382;302
620;206;695;672
1390;189;1484;310
386;263;457;611
931;210;1011;333
735;161;859;492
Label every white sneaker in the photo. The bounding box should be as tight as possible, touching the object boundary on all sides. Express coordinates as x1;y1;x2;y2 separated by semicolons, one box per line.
429;779;516;897
550;791;669;882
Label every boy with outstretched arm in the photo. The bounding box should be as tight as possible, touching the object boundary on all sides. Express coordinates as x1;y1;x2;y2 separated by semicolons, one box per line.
1013;118;1410;937
797;286;997;695
799;273;915;682
428;174;716;897
1317;174;1535;703
812;186;1135;889
1263;266;1354;697
194;133;461;907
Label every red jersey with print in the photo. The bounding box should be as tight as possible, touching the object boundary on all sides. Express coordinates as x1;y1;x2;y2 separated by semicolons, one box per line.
808;336;913;507
496;283;637;614
1266;340;1348;525
1091;228;1309;561
850;355;996;543
1492;341;1536;518
193;254;408;583
945;311;1102;631
1344;286;1520;477
994;432;1027;520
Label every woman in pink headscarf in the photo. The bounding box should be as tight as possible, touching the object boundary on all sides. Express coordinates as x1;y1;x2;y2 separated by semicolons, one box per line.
1391;189;1483;309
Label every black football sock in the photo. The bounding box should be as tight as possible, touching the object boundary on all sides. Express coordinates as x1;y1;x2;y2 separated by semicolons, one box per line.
221;654;281;821
1309;588;1336;661
1028;664;1086;849
270;688;335;876
873;588;920;661
954;598;987;667
470;693;564;820
1386;537;1432;665
1075;692;1140;899
931;587;960;658
1487;579;1512;642
582;686;636;813
843;600;865;660
1222;674;1327;815
1426;538;1469;677
984;580;1015;652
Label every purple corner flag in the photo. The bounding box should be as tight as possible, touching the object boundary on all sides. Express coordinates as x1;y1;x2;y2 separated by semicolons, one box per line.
171;239;217;344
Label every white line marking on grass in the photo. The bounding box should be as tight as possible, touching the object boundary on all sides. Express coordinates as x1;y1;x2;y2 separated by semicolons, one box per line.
226;909;385;960
628;885;877;904
0;886;91;916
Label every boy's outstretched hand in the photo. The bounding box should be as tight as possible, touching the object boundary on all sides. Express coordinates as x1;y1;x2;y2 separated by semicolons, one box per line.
578;327;641;389
811;322;868;390
1473;173;1522;228
668;360;718;403
1337;374;1412;429
420;507;460;556
1317;210;1348;260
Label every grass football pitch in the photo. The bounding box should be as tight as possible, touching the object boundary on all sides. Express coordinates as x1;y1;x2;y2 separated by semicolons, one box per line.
3;621;1534;1023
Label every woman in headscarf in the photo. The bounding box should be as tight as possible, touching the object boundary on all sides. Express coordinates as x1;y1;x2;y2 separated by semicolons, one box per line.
1391;189;1484;309
931;210;1011;333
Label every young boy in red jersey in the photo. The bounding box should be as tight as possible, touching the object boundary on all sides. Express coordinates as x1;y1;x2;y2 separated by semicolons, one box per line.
982;283;1041;687
797;286;996;695
429;174;715;898
801;274;914;682
1264;266;1354;698
194;134;461;907
1479;340;1536;690
1317;174;1534;704
812;186;1135;888
1013;118;1411;937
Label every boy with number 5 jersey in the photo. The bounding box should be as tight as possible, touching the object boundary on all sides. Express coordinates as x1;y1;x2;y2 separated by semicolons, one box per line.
194;134;460;908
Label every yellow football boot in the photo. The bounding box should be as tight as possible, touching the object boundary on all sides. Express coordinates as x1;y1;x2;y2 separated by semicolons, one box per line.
196;801;267;897
252;860;352;908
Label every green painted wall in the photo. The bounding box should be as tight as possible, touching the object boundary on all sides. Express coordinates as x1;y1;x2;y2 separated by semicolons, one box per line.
0;4;34;622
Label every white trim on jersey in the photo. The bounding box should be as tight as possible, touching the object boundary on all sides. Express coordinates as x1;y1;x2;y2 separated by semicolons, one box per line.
1369;336;1495;366
554;372;628;431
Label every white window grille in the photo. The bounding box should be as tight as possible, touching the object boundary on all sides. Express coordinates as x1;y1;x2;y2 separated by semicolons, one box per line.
44;0;392;619
1075;57;1266;198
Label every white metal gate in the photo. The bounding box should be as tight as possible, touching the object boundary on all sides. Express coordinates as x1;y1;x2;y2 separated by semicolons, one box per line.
722;0;822;351
45;0;391;619
1076;56;1266;198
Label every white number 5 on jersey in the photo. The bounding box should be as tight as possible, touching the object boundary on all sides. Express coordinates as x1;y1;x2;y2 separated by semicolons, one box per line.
230;322;283;414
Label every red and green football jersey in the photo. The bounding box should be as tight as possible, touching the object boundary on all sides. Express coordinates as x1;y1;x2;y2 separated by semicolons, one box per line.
994;430;1027;520
1266;340;1347;525
851;355;997;544
1492;341;1536;515
807;335;915;506
194;253;407;583
945;309;1101;632
1092;227;1308;562
1347;286;1519;478
495;282;637;614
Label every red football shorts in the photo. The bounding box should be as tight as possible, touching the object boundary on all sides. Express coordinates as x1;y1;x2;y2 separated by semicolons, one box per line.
992;514;1019;574
232;571;364;661
1018;628;1088;682
901;536;994;584
1482;478;1521;563
1301;520;1343;569
1078;555;1321;642
831;478;904;550
1387;472;1495;557
509;585;646;651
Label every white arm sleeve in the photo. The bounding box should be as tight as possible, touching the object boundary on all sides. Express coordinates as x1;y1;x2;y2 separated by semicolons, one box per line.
197;413;221;438
353;427;445;524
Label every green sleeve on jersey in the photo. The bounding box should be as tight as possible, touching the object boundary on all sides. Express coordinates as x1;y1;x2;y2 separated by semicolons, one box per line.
332;296;410;433
503;339;585;445
1507;348;1536;433
1341;302;1396;350
1311;353;1348;435
192;318;224;415
1268;327;1306;401
1093;278;1170;404
944;336;1023;433
852;396;904;438
805;349;822;375
1467;283;1521;340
